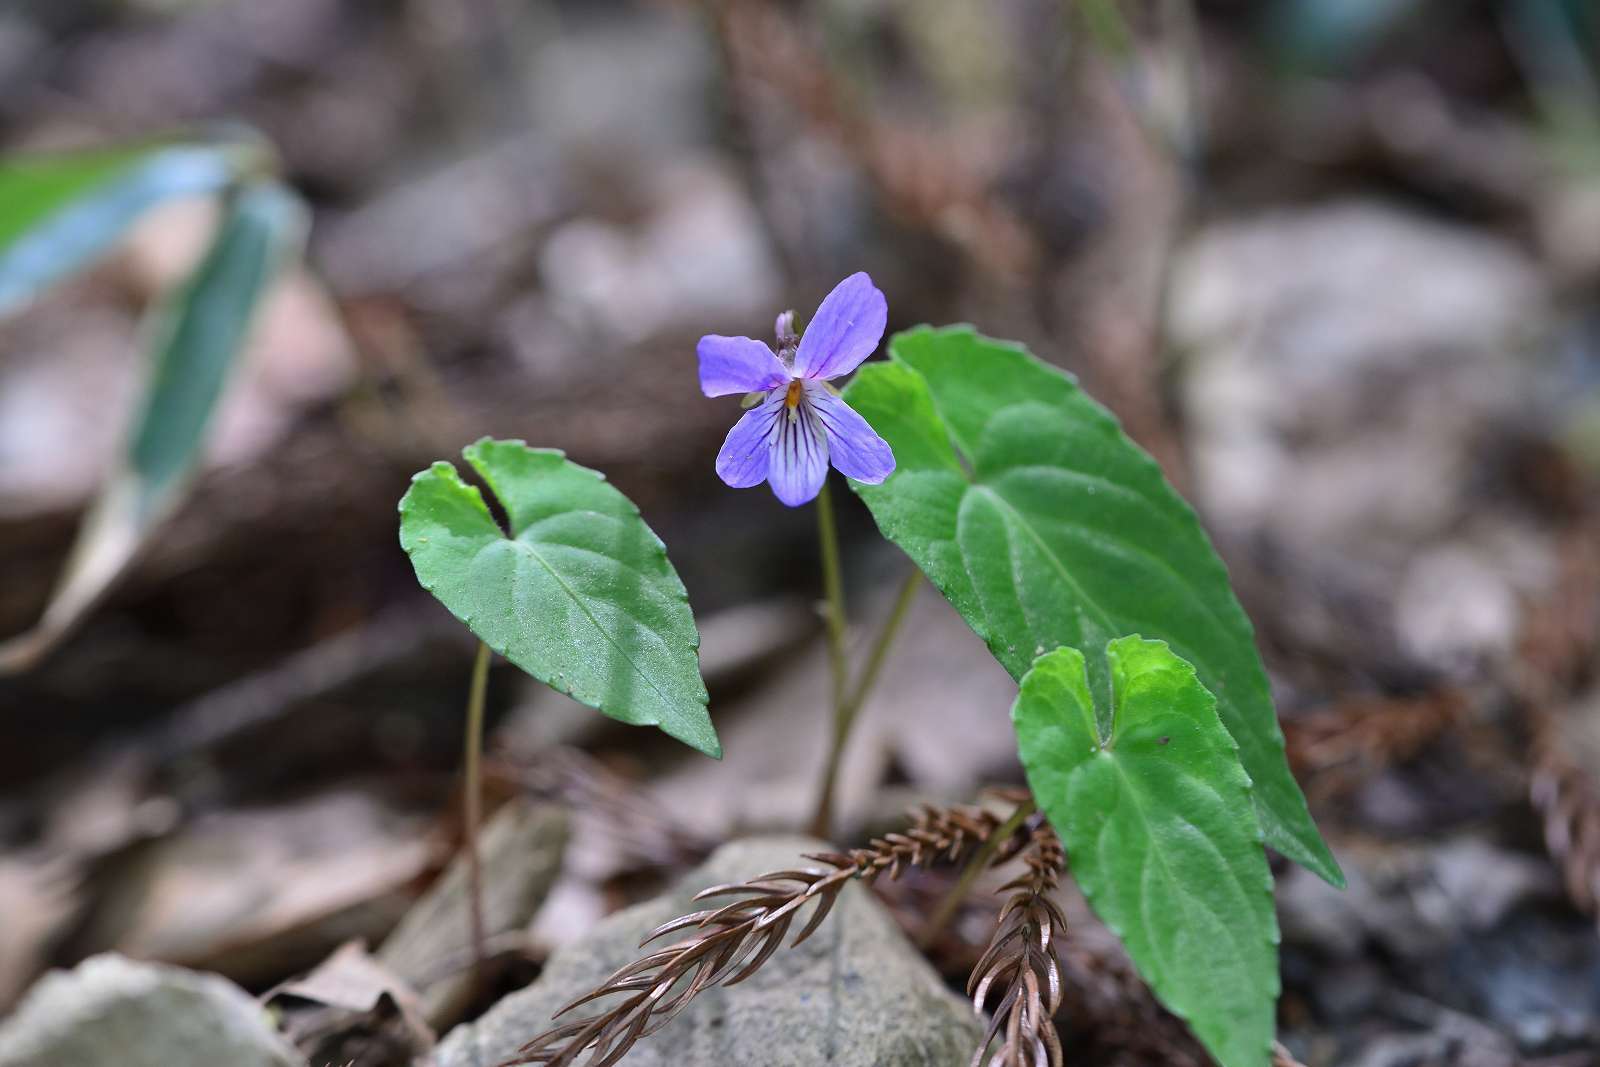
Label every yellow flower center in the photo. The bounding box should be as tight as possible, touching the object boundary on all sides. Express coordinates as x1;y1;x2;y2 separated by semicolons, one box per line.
784;379;804;409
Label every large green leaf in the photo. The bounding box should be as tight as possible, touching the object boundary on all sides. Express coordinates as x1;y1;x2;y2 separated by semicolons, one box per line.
843;325;1341;886
0;142;250;316
0;181;307;673
399;438;720;758
1014;639;1279;1067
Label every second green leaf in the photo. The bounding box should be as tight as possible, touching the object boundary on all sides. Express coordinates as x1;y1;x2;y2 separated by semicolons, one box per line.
399;438;720;758
1014;637;1280;1067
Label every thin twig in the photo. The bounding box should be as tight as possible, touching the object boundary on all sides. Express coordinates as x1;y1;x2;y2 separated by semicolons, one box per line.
463;640;492;986
150;605;465;765
513;800;1025;1067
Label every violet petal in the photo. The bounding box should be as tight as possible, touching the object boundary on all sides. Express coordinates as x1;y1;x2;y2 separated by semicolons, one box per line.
767;404;830;506
698;335;791;397
715;392;784;487
805;383;895;483
792;272;887;381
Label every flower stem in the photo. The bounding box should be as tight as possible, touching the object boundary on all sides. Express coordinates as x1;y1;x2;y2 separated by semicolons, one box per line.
844;568;921;713
918;797;1036;948
808;494;923;840
462;640;492;985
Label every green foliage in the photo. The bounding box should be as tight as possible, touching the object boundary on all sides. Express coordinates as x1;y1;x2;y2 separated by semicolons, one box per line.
843;325;1341;886
1013;639;1279;1067
0;142;249;316
0;147;145;248
132;183;305;502
399;438;720;758
0;179;306;672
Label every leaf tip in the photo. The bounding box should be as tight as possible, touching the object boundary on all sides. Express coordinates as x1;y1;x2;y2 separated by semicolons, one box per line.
663;702;722;760
1317;859;1348;890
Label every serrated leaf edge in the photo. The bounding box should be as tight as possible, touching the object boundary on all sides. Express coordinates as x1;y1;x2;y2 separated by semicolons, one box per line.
852;327;1343;887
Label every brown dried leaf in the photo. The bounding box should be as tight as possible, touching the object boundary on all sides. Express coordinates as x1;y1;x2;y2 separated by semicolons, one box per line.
266;939;435;1067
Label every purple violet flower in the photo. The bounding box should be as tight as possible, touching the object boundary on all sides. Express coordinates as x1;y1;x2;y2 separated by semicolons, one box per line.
697;272;896;507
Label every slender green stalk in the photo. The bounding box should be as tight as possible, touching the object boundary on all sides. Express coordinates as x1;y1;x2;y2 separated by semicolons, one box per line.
842;568;921;713
462;640;492;983
918;797;1037;948
809;479;849;839
815;479;849;712
808;557;922;839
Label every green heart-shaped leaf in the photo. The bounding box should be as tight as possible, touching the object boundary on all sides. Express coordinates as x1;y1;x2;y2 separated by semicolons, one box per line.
399;438;719;758
1014;638;1279;1067
843;325;1340;886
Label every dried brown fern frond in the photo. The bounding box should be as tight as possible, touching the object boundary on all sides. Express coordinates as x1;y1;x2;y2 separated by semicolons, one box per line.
1514;520;1600;704
1507;503;1600;924
968;826;1067;1067
510;801;1019;1067
1530;705;1600;917
1283;689;1467;803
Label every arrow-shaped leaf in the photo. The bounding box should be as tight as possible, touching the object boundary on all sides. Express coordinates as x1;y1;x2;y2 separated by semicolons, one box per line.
399;438;720;758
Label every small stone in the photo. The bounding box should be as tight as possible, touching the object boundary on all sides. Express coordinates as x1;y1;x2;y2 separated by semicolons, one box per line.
1168;200;1556;674
0;954;302;1067
377;801;568;1030
432;835;983;1067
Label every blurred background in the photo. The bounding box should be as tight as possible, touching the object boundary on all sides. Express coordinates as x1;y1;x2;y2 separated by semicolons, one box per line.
2;0;1599;1064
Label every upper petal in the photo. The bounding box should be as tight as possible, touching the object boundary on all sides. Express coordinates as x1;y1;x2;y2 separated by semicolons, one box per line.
698;335;791;397
715;393;784;488
767;404;830;507
792;272;887;381
805;382;895;484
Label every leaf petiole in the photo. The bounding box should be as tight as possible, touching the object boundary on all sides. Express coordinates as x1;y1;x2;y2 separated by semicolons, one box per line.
462;639;491;986
809;480;922;838
918;796;1036;948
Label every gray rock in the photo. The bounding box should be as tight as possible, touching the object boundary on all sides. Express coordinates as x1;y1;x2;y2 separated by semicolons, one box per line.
1276;837;1559;963
70;788;438;987
378;800;569;1030
433;835;983;1067
0;953;302;1067
1169;199;1555;674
